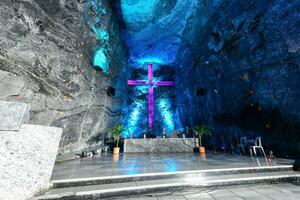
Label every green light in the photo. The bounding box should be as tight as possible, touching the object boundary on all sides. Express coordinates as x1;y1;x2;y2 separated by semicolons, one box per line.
93;48;109;73
92;26;109;43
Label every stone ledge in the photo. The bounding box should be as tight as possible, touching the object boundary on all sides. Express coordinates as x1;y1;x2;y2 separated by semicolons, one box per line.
0;101;30;131
0;124;62;200
124;138;199;153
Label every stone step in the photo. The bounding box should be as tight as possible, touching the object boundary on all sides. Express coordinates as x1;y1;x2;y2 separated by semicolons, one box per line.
51;165;293;188
35;166;300;200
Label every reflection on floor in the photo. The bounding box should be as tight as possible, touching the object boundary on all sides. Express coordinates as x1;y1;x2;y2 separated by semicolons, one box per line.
51;152;293;180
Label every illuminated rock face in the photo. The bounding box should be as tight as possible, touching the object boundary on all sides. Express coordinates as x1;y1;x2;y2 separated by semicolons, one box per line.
126;63;181;137
0;0;127;153
113;0;300;154
175;0;300;156
112;0;197;67
1;0;299;156
112;0;196;136
113;0;300;151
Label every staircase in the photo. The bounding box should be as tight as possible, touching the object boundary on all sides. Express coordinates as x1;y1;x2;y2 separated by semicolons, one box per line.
35;165;300;200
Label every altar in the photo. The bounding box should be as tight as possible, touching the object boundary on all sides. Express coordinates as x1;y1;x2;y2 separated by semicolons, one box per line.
124;138;199;153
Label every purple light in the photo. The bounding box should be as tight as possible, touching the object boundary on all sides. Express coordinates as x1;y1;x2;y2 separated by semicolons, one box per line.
128;63;175;131
148;87;154;129
148;63;153;82
153;81;174;86
128;80;147;85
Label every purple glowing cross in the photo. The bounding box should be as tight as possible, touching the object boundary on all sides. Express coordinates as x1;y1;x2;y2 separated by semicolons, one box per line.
128;63;174;131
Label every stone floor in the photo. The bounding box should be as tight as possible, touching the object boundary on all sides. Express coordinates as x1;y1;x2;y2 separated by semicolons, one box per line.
106;183;300;200
51;152;293;180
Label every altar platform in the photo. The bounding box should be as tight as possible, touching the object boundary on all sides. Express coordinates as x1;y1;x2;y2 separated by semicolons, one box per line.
124;138;198;153
36;153;299;200
51;152;293;180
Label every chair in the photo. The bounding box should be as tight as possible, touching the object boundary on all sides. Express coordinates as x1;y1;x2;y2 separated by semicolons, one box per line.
250;137;267;158
104;146;110;152
237;137;248;155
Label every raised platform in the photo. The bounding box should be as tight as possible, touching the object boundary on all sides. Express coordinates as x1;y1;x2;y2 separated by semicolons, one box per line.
124;138;199;153
35;153;298;200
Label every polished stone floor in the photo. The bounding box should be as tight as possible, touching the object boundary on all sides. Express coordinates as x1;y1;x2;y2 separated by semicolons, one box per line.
106;183;300;200
51;152;293;180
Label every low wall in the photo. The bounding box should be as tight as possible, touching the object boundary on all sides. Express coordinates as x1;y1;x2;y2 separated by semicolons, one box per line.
0;124;62;200
124;138;199;153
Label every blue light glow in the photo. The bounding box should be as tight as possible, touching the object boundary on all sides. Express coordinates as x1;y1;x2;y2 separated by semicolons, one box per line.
120;0;160;29
164;158;178;172
116;0;198;67
93;49;109;73
126;102;145;138
138;58;165;65
124;162;138;175
92;26;109;43
84;0;110;74
158;99;175;133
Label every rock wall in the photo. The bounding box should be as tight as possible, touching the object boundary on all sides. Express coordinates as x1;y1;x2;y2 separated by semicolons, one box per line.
176;0;300;157
0;0;127;152
1;0;299;157
112;0;197;67
112;0;196;136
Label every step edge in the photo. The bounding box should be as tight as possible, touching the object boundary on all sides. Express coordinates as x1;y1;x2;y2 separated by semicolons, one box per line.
38;173;300;199
51;165;293;184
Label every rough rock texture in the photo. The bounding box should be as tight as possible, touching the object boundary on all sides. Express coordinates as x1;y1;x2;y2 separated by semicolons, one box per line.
1;0;299;157
0;101;30;130
112;0;195;136
112;0;197;67
175;0;300;157
113;0;299;156
0;124;62;200
0;0;127;152
126;63;181;137
124;138;198;153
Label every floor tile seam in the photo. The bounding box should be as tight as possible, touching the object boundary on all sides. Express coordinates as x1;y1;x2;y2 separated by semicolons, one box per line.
226;188;248;200
182;190;216;200
249;187;276;200
205;190;217;200
276;182;300;189
148;156;155;172
270;184;300;195
206;188;240;199
133;155;141;172
181;188;206;197
160;158;171;171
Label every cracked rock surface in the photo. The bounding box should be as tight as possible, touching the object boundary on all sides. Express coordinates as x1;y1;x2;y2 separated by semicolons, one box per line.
0;0;127;153
175;0;300;156
1;0;299;157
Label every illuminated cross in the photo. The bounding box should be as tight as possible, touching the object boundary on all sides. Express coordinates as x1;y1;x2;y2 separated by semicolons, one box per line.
128;63;174;131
